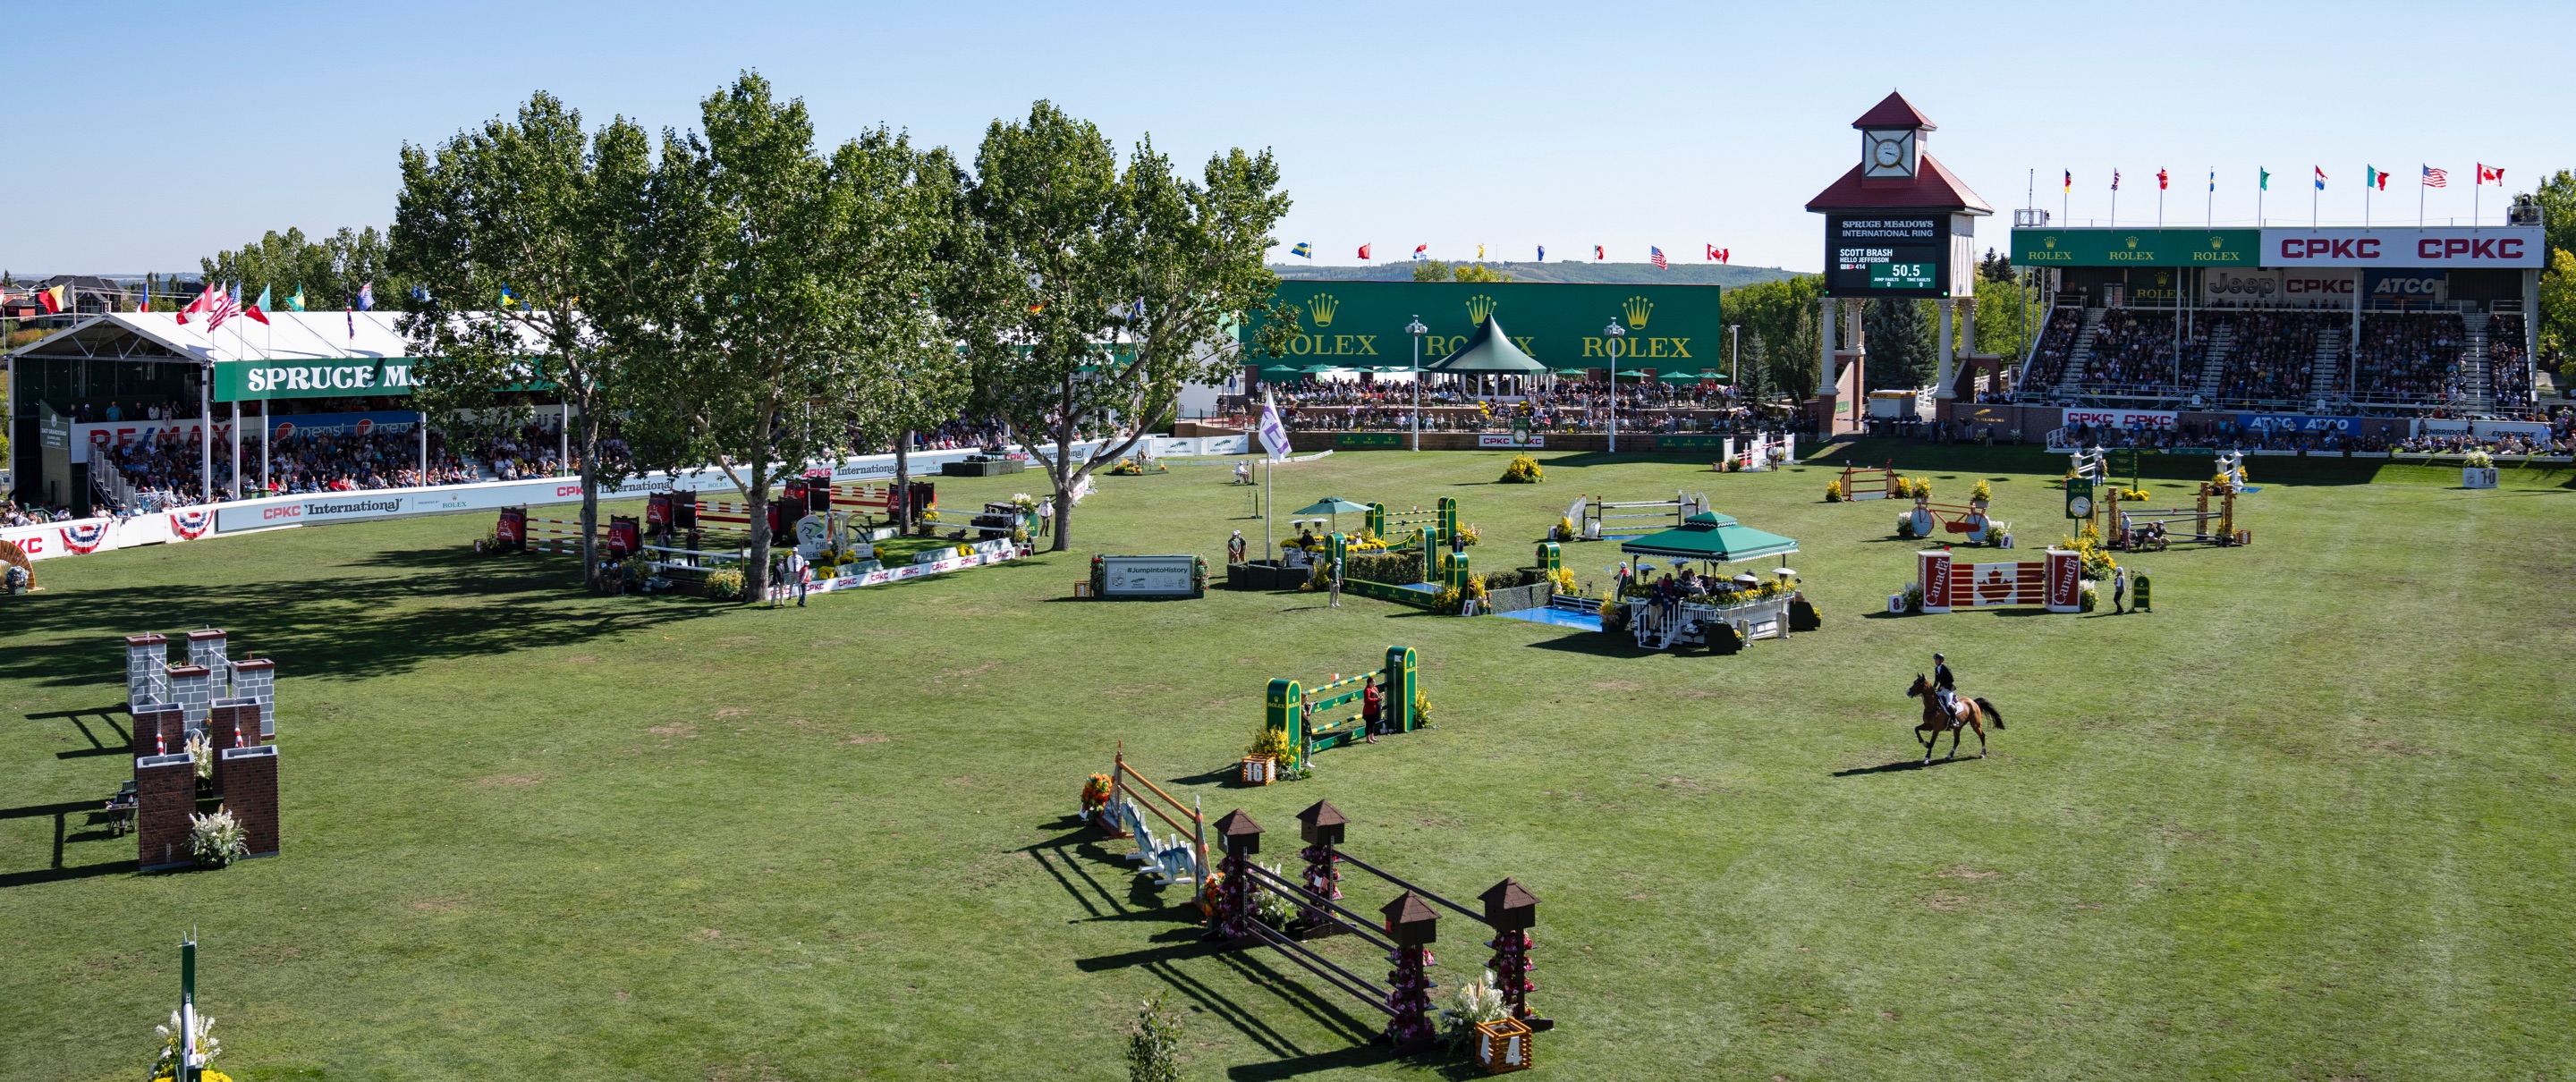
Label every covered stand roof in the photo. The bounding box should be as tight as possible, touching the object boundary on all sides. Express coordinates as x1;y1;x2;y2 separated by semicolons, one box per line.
1620;511;1800;564
4;311;424;364
1426;315;1546;374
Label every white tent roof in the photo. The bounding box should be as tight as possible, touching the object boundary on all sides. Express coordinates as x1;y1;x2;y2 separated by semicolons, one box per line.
4;310;539;364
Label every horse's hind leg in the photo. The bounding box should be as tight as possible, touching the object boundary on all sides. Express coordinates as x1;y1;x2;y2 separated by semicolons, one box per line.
1973;717;1988;758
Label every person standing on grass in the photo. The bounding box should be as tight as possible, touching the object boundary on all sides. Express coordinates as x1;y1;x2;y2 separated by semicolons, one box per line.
1227;530;1247;565
1038;496;1054;538
2112;565;2128;615
787;546;810;607
1328;555;1343;608
1362;674;1382;742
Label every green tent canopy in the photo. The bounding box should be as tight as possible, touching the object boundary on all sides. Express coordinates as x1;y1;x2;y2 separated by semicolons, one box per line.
1295;497;1370;516
1426;315;1547;374
1619;512;1799;564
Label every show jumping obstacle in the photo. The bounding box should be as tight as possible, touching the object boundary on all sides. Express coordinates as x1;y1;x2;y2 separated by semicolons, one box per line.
1914;548;2084;613
1572;491;1709;540
120;630;280;871
2104;484;2245;549
1202;801;1549;1051
1363;497;1457;545
1093;748;1208;888
1265;647;1420;771
1839;460;1900;501
1716;431;1795;472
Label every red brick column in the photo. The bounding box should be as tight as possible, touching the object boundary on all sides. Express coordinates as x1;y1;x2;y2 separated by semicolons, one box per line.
130;706;186;757
135;753;197;871
219;746;279;858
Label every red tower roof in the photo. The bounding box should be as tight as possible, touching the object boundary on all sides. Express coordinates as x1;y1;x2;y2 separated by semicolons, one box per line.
1804;153;1993;215
1852;90;1936;131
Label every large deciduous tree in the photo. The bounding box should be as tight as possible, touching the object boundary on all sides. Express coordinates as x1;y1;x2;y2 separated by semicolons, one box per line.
631;73;952;599
390;91;654;592
202;226;406;311
956;101;1289;551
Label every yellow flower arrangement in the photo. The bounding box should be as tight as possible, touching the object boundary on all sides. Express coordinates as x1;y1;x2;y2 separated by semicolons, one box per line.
1550;568;1577;595
1499;454;1544;484
1907;477;1933;500
1970;479;1994;503
1557;515;1577;539
1825;480;1844;502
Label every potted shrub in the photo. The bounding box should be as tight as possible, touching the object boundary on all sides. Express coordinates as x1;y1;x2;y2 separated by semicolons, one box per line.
1243;726;1290;784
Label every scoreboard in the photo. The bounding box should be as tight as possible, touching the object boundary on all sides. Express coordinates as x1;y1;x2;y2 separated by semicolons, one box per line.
1825;214;1958;298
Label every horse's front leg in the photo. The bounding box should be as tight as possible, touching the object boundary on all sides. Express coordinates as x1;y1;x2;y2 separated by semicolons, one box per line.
1945;724;1962;760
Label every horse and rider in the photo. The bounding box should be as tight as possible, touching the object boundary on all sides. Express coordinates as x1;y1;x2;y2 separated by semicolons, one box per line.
1904;652;2004;765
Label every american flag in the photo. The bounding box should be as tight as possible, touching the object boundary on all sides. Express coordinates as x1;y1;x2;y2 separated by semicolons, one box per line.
1648;246;1667;269
205;283;242;333
2422;165;2447;188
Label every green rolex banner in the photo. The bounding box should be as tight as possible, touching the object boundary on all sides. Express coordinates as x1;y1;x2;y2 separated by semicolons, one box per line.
2012;228;2261;266
1247;281;1723;369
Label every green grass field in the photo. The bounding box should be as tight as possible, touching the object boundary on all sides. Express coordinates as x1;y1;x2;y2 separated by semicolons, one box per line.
4;444;2573;1080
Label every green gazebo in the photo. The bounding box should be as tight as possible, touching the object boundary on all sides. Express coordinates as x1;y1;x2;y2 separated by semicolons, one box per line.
1426;315;1547;396
1619;512;1800;565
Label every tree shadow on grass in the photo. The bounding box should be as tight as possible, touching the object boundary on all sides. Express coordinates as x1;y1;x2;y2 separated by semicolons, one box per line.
0;547;729;690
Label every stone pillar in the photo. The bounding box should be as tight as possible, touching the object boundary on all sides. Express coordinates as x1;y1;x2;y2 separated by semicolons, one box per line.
219;746;279;858
1960;296;1979;360
130;705;186;757
230;658;275;738
1936;299;1957;401
123;634;168;707
1818;295;1836;397
135;752;197;872
185;629;229;677
165;664;214;734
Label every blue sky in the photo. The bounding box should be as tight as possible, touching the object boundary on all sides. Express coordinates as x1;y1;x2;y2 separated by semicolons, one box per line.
4;1;2568;276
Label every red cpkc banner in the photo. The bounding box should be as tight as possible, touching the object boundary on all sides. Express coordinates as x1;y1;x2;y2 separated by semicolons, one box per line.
2259;226;2542;267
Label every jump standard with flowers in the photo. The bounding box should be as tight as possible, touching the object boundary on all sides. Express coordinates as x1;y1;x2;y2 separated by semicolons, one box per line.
1074;772;1553;1064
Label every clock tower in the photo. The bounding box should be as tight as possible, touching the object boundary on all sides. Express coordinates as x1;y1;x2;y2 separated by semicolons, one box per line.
1860;123;1919;179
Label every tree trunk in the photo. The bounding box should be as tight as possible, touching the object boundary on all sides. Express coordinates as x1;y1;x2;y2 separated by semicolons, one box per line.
1051;426;1074;553
893;430;911;531
744;411;775;602
577;398;606;593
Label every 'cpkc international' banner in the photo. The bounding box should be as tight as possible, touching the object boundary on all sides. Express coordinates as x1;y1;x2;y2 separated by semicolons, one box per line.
1248;282;1724;369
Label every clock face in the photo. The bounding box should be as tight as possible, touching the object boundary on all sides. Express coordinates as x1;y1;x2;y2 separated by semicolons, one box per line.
2068;495;2093;518
1874;139;1902;167
1862;131;1914;177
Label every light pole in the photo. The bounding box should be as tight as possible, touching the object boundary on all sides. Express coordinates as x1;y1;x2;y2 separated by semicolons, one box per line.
1604;321;1625;453
1406;315;1428;452
1727;323;1741;398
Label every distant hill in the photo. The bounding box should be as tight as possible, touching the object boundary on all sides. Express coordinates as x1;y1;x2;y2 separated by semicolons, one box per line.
1273;261;1805;288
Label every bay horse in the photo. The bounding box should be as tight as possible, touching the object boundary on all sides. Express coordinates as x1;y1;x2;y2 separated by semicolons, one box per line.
1904;674;2004;764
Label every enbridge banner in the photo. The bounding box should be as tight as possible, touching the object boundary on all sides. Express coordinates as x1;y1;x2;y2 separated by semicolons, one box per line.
1249;282;1723;369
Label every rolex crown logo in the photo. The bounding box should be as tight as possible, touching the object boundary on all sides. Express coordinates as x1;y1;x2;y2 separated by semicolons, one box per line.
1623;296;1652;330
2210;235;2224;249
2125;236;2139;249
1309;292;1338;327
1466;293;1496;325
2045;236;2057;249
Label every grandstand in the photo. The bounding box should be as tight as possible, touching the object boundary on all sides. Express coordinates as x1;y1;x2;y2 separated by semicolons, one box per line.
2005;219;2546;417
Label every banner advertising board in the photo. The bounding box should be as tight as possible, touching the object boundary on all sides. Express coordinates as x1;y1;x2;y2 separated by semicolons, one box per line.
2063;408;2176;429
2012;228;2260;267
1477;434;1545;448
76;419;233;465
213;358;418;402
267;410;424;441
1099;555;1200;598
2258;226;2543;268
2200;270;2281;305
2240;413;2357;433
2363;269;2447;306
1248;281;1723;370
1825;215;1953;298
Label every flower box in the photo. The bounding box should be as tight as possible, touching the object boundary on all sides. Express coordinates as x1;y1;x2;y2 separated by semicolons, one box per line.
1473;1018;1535;1073
2462;466;2499;489
1241;755;1277;785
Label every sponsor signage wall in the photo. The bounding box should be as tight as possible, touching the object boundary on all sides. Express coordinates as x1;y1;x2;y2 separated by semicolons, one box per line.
75;418;232;464
2012;228;2260;266
213;358;417;402
2259;226;2542;268
2362;269;2447;306
2200;269;2356;308
1099;555;1199;597
267;410;424;441
1477;435;1545;448
2063;408;2177;429
2240;413;2357;433
1249;282;1723;368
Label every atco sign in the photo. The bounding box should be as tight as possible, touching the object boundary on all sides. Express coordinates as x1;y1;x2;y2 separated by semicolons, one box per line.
2259;227;2542;267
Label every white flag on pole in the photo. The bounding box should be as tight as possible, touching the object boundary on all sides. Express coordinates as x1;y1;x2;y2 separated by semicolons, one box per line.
1257;388;1291;461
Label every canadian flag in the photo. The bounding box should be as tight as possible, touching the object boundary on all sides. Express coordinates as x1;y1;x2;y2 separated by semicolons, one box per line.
177;284;214;325
1705;245;1729;263
2477;163;2504;185
1357;242;1371;259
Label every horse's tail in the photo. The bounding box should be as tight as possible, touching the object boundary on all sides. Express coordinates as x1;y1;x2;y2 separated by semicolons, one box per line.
1975;698;2003;731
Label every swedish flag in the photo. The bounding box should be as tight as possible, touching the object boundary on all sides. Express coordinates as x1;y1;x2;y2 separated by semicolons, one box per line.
1291;241;1312;260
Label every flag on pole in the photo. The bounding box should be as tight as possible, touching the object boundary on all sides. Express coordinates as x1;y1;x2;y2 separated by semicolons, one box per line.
1592;245;1604;260
1648;246;1668;269
2259;167;2270;190
1411;244;1428;261
139;279;150;312
1290;241;1312;259
1536;245;1546;261
1705;244;1728;262
1256;388;1291;462
2314;166;2326;190
1476;244;1485;260
287;284;307;311
358;282;374;311
2112;170;2121;190
2422;165;2447;189
178;283;213;325
2208;169;2215;192
498;285;519;309
206;283;242;333
247;284;272;325
2062;169;2071;193
2157;168;2168;190
2477;163;2503;185
1357;243;1371;260
2367;165;2389;190
36;283;67;314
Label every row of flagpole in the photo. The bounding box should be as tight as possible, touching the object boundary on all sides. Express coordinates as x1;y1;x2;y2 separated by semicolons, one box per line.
2057;164;2511;229
1285;241;1731;265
